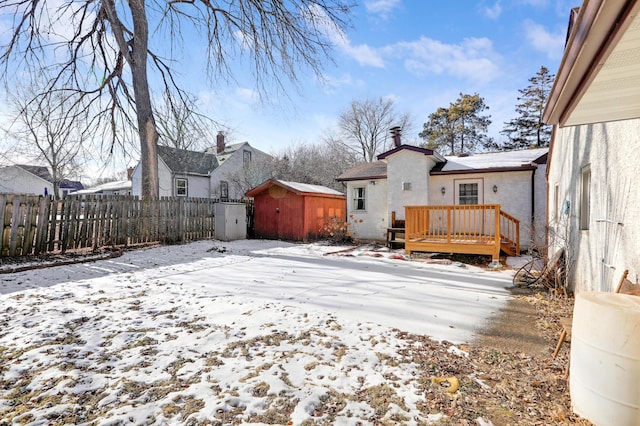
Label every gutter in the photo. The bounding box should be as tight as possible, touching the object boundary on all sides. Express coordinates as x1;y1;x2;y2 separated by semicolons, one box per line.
543;0;636;126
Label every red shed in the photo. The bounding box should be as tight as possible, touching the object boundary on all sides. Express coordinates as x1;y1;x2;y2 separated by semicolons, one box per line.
246;179;346;241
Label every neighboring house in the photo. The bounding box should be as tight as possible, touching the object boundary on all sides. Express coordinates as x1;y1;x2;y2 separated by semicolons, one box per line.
59;179;84;197
246;179;346;242
0;164;54;196
131;134;271;199
543;1;640;293
205;135;272;200
70;180;132;196
336;142;548;251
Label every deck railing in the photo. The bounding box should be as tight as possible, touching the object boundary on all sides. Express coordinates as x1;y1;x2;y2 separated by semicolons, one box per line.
404;204;519;260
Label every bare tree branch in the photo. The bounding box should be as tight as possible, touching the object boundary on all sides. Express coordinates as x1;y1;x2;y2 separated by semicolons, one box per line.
0;0;354;198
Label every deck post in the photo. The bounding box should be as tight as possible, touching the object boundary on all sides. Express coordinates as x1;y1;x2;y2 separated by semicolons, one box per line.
491;205;501;265
446;207;451;243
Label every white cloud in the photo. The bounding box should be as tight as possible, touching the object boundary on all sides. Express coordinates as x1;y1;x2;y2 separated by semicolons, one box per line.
482;1;503;20
365;0;401;16
523;20;565;59
518;0;549;7
308;3;385;68
392;36;502;84
342;43;385;67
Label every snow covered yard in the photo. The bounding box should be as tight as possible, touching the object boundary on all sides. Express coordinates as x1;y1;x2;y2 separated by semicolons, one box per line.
0;240;516;425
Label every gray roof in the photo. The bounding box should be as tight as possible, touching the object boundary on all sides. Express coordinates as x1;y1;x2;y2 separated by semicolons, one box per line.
336;161;387;181
18;165;53;182
158;145;218;175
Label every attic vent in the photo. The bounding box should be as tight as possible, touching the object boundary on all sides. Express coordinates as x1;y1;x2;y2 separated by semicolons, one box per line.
402;182;412;191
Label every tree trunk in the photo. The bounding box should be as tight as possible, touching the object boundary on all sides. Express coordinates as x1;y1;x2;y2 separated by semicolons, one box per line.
128;0;159;199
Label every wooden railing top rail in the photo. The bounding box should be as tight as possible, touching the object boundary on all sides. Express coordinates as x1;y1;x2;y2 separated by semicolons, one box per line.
499;209;520;225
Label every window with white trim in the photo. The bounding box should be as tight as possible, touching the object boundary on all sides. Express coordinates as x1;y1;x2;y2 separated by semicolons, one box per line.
458;183;478;205
176;178;188;197
220;180;229;200
353;187;365;211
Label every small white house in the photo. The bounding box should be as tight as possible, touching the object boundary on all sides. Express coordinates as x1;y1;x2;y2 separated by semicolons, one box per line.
0;165;54;196
543;0;640;293
337;144;548;251
131;134;271;199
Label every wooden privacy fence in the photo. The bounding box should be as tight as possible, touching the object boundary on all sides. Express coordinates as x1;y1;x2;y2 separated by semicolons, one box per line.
404;204;520;261
0;194;253;257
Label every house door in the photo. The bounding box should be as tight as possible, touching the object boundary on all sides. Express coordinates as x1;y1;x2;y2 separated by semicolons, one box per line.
453;178;487;237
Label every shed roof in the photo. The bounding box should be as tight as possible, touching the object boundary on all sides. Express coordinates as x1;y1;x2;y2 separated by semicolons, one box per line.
246;179;344;198
335;161;387;182
157;145;218;175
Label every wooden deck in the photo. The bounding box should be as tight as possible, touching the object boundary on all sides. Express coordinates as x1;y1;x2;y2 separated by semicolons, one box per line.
404;204;520;261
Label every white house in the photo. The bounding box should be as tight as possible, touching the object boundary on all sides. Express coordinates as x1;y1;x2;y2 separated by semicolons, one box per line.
337;143;548;251
70;180;132;196
0;165;54;196
131;134;271;199
543;0;640;293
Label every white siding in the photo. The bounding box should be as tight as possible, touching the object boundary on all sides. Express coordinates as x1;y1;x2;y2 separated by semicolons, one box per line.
548;119;640;293
212;144;271;199
386;150;433;220
345;179;388;241
0;166;53;196
429;168;547;249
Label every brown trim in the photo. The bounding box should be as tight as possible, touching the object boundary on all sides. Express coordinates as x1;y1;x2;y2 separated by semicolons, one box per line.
430;165;536;176
543;0;636;125
335;175;387;182
377;145;445;161
559;1;637;126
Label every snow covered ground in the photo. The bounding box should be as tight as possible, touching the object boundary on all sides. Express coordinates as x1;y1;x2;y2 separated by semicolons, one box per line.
0;240;516;425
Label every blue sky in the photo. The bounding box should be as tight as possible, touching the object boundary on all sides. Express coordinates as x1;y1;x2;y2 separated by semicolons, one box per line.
185;0;573;155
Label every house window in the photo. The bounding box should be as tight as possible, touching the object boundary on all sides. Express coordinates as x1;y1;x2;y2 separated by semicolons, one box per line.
243;150;252;169
353;187;366;211
458;183;478;205
176;178;188;197
220;181;229;200
580;165;591;230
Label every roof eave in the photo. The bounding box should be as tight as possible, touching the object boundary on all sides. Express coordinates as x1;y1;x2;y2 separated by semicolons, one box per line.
335;174;387;182
430;165;537;176
543;0;635;126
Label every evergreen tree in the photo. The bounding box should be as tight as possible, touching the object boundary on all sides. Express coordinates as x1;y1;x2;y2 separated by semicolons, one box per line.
500;66;555;150
419;93;493;155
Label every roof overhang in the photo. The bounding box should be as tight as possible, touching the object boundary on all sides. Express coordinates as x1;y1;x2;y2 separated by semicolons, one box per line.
377;145;446;162
544;0;640;127
430;165;537;176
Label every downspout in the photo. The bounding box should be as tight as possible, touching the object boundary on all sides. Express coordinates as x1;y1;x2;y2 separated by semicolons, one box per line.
531;165;536;251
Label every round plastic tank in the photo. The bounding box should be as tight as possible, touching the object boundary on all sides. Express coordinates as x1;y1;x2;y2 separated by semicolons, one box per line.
570;291;640;426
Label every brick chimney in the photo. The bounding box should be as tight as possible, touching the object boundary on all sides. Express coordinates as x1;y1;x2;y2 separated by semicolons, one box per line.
390;126;402;148
216;131;225;153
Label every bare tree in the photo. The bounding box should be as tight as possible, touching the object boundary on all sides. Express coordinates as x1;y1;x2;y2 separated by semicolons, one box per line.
0;0;353;198
154;93;218;151
6;83;90;198
336;97;412;162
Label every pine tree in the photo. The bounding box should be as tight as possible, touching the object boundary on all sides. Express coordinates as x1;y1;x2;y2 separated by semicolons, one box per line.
419;93;493;155
500;66;555;150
